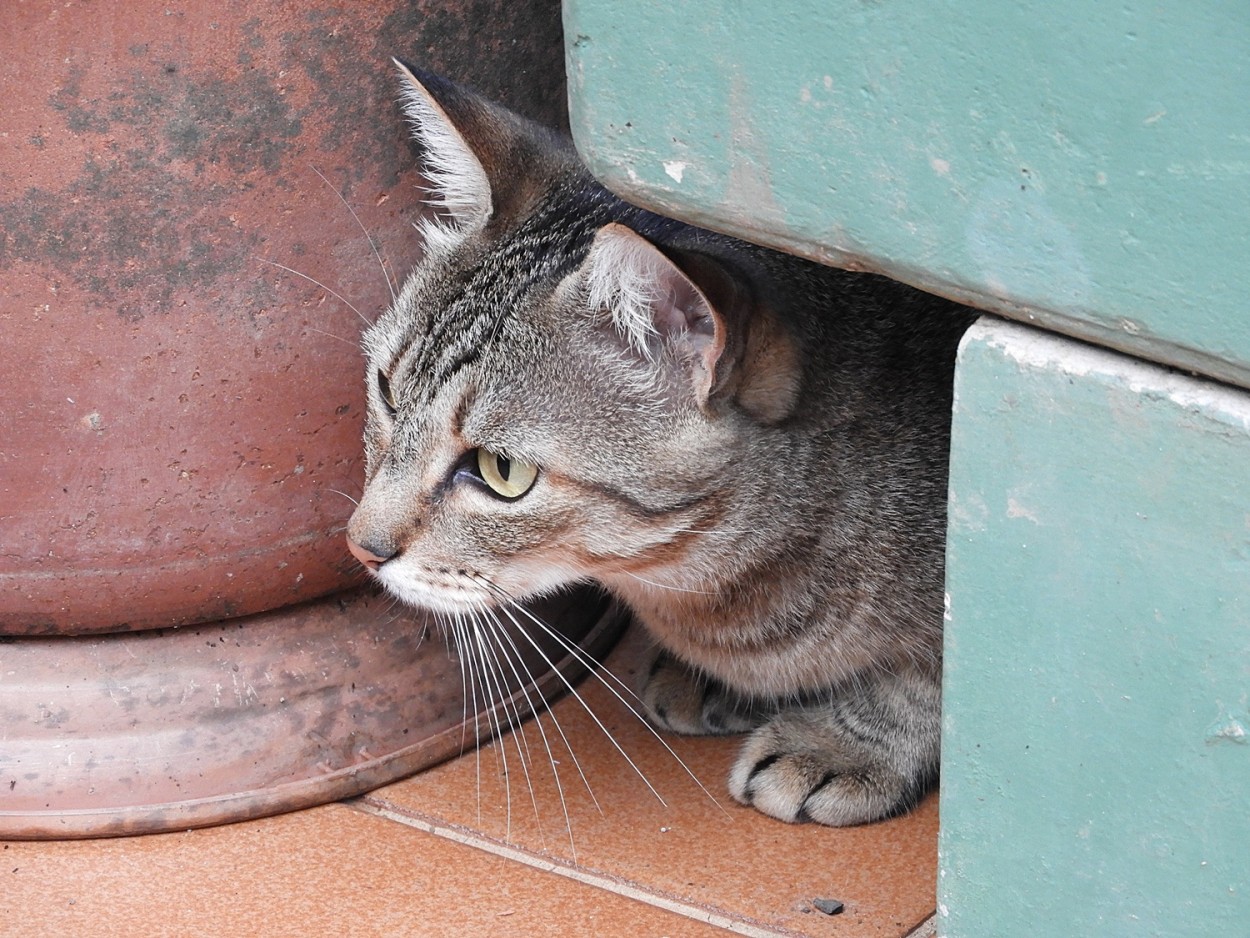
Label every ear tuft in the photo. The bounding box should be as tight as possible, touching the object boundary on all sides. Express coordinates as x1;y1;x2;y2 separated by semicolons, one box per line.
584;224;726;403
585;225;664;355
393;59;492;235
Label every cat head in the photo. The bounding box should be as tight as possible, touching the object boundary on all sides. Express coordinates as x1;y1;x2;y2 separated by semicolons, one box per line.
344;62;800;615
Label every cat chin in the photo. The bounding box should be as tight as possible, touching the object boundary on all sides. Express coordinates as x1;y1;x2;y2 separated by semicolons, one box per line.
372;557;586;619
372;569;494;618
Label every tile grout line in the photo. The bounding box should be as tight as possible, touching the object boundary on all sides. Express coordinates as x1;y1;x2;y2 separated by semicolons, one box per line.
347;796;805;938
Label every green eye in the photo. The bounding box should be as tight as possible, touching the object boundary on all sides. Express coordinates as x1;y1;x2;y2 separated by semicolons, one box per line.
377;369;397;416
476;448;538;499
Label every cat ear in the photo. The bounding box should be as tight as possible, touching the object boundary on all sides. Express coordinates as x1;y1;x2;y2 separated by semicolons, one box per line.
392;59;492;233
584;224;727;404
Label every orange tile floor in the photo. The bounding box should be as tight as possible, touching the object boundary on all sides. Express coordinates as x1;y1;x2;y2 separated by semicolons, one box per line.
2;627;938;937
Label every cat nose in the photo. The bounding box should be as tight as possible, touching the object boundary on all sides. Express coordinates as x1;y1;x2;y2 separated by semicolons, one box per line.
346;534;395;571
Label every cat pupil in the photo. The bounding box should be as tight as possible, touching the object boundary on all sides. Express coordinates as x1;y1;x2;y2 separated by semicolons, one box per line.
376;370;395;413
497;454;511;480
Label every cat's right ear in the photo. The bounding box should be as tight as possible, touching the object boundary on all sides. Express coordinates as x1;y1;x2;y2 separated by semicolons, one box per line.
583;223;728;407
582;224;802;422
393;59;493;234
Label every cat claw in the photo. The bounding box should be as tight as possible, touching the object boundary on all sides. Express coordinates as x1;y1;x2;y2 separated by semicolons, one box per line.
729;716;914;826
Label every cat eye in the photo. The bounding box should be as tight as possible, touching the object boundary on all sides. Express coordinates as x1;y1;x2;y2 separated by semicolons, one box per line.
475;447;538;500
376;369;397;417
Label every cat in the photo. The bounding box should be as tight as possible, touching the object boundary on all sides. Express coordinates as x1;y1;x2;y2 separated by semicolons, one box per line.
345;60;977;826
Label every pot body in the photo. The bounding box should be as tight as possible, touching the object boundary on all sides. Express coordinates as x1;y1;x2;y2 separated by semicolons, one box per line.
0;1;569;634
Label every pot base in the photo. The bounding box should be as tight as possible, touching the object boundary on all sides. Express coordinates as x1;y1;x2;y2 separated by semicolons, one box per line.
0;586;626;839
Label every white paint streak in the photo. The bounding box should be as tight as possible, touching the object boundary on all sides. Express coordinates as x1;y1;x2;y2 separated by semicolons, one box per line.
1006;497;1041;524
970;319;1250;430
662;160;688;183
1206;714;1248;744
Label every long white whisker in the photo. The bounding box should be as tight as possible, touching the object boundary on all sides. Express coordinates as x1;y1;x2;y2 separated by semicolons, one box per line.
449;613;486;825
471;605;545;849
465;608;520;839
256;257;371;326
310;165;398;303
488;584;728;814
328;488;360;507
493;600;604;819
476;584;668;808
490;600;612;860
302;324;359;347
448;610;473;754
478;605;576;858
623;571;717;596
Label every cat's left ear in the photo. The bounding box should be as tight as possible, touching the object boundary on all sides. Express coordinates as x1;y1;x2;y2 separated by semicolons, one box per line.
584;224;727;406
392;59;493;232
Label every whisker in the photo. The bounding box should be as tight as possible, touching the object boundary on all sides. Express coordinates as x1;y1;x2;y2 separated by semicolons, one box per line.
488;603;594;859
474;582;669;809
310;165;398;303
472;607;541;790
464;609;520;839
256;256;371;326
622;571;717;596
303;325;358;347
476;605;573;856
328;488;360;507
451;613;489;826
484;581;728;815
493;600;604;818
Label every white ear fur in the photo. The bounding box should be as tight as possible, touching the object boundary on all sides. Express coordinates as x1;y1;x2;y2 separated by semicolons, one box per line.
393;59;491;237
585;223;724;399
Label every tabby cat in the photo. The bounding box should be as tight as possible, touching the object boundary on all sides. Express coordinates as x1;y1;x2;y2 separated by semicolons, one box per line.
345;61;976;826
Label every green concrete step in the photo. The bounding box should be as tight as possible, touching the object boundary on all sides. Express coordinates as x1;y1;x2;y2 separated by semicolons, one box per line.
565;0;1250;389
941;317;1250;936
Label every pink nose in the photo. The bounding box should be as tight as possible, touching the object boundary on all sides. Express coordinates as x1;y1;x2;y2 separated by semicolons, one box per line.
346;535;392;571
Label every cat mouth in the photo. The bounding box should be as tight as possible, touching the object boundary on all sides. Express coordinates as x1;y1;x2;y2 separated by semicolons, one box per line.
371;564;498;617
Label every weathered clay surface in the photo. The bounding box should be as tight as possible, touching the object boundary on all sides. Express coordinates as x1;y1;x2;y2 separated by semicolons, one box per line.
0;0;568;634
0;586;624;839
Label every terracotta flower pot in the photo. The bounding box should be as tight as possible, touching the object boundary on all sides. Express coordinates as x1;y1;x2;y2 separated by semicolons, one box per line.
0;0;621;838
1;0;570;635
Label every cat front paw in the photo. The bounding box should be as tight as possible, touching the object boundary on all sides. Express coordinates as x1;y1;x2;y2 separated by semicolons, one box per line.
639;651;769;735
728;709;929;826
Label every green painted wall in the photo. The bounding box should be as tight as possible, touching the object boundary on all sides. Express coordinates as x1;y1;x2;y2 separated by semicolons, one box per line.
565;0;1250;389
564;3;1250;933
942;318;1250;936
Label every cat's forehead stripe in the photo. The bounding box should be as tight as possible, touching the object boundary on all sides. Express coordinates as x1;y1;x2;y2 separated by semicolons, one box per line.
406;187;615;399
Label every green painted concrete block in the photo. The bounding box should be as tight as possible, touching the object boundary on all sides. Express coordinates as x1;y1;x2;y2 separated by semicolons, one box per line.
941;318;1250;937
565;0;1250;389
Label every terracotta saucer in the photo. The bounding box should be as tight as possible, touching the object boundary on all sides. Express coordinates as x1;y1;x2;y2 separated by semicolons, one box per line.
0;586;626;839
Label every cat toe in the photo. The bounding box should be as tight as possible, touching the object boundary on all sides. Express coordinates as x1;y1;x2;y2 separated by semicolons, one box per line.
640;652;764;735
729;720;912;826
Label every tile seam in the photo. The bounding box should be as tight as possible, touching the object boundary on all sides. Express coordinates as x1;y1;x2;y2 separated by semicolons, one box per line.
346;796;805;938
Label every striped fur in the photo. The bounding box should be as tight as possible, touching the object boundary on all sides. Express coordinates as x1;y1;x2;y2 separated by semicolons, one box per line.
345;64;977;825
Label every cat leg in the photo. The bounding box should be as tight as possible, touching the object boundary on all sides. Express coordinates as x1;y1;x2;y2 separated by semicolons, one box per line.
640;651;773;735
728;668;940;825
